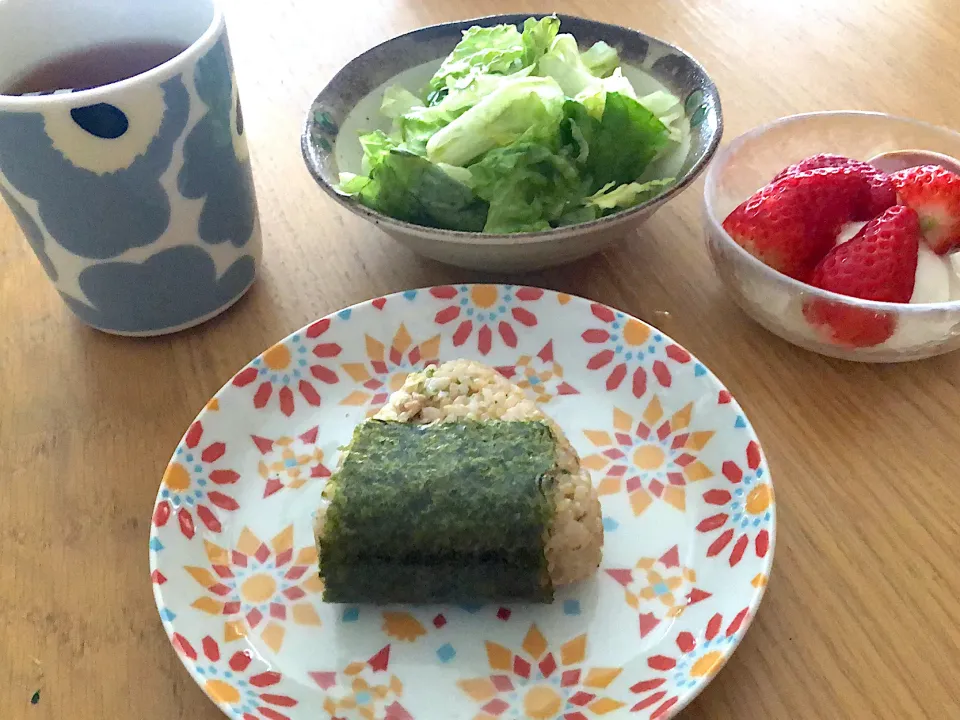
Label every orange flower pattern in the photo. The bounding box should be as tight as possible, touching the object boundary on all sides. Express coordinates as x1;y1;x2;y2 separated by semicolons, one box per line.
185;526;323;652
339;323;440;416
458;625;623;720
582;400;714;515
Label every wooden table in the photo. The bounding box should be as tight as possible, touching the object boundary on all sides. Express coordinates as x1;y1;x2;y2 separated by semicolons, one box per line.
4;0;960;717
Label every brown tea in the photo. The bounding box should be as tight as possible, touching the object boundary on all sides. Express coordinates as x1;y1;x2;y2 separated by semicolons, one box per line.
3;40;189;95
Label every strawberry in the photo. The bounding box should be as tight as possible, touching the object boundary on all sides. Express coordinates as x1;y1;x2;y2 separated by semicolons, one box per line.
802;205;921;347
890;164;960;254
773;153;896;220
809;205;920;300
772;153;862;181
723;166;873;280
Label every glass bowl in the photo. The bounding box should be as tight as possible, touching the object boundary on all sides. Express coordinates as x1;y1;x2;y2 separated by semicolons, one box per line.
703;111;960;362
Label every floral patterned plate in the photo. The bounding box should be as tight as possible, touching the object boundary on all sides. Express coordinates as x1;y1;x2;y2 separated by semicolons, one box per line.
150;285;775;720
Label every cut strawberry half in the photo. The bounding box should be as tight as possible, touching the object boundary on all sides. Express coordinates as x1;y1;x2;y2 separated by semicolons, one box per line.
891;164;960;255
802;205;921;347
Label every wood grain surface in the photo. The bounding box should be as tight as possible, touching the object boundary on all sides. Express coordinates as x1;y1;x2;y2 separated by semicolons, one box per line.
3;0;960;717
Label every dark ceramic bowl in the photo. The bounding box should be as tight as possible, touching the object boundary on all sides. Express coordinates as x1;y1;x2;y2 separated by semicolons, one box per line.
302;14;722;272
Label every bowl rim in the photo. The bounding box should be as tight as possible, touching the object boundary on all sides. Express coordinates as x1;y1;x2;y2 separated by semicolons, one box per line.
300;12;724;245
704;110;960;312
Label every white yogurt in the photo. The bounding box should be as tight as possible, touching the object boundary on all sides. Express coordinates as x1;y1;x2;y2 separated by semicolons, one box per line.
951;255;960;298
834;221;866;246
911;245;954;303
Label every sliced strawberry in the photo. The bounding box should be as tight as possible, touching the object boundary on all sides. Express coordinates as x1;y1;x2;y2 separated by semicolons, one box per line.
809;205;920;301
891;164;960;254
802;205;921;347
773;153;896;220
723;166;873;280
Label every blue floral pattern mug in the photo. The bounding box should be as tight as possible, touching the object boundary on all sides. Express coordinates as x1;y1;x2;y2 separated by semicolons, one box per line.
0;0;260;335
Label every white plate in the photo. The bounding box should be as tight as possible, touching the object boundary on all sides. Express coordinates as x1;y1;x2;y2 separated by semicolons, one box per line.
150;285;775;720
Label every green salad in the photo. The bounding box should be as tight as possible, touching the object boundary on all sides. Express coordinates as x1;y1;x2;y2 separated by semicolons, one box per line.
337;16;685;234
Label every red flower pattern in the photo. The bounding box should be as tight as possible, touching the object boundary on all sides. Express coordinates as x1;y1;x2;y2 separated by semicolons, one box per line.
582;304;691;398
431;285;543;355
629;609;750;718
154;421;240;539
697;441;773;567
172;633;298;720
232;318;341;417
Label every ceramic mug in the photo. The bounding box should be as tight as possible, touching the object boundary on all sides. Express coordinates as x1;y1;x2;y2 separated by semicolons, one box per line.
0;0;261;336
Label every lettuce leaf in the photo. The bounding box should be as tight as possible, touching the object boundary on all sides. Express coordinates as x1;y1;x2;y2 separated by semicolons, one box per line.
574;68;638;119
521;16;561;66
590;93;669;185
428;24;526;98
536;34;598;97
380;86;422;120
390;72;531;156
538;35;633;107
554;204;600;226
348;149;488;231
562;93;671;191
436;162;475;187
560;99;597;163
336;172;372;196
358;130;400;174
427;16;559;101
468;140;585;233
638;90;685;142
581;41;619;77
393;107;460;157
426;16;556;103
426;76;565;166
584;178;675;210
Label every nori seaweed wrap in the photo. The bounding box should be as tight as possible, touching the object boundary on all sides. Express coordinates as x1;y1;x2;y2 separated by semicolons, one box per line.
316;419;561;603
